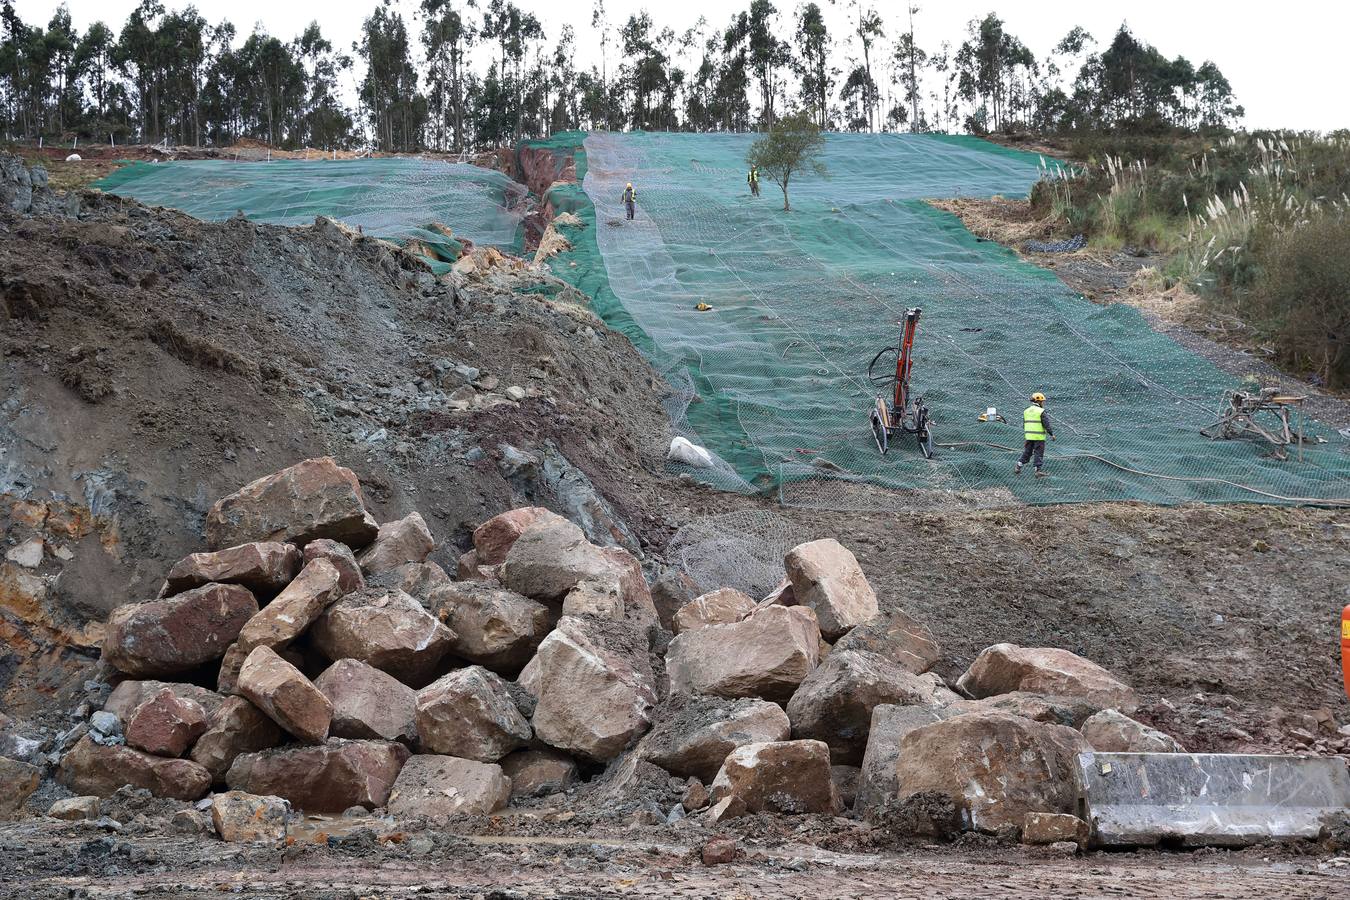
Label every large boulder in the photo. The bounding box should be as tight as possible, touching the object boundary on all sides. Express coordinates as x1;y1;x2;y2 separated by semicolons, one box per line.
0;757;40;818
59;736;211;801
957;644;1138;713
944;691;1102;729
236;646;332;743
211;791;290;844
473;507;556;566
665;605;821;702
528;616;656;762
830;609;940;674
161;542;302;598
190;696;283;782
672;589;755;634
637;694;791;783
315;659;418;745
356;512;435;575
226;740;410;812
310;587;455;686
783;539;878;641
1081;709;1186;753
386;755;511;820
894;711;1089;833
124;688;209;757
708;739;840;814
425;582;554;674
102;583;258;677
303;539;365;593
104;680;225;722
205;457;379;550
236;558;345;652
500;517;654;624
853;704;946;818
500;749;578;799
785;650;957;765
415;666;531;762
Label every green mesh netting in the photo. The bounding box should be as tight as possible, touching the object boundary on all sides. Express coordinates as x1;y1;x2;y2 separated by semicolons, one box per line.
94;158;528;268
560;131;1349;506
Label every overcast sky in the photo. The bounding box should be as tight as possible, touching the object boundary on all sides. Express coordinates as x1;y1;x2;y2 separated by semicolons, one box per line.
19;0;1346;132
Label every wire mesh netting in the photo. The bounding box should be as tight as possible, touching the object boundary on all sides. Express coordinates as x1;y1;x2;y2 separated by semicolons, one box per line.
95;158;528;264
575;131;1350;507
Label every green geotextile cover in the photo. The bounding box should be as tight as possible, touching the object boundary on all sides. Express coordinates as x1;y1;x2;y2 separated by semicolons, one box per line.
94;158;527;263
543;131;1349;507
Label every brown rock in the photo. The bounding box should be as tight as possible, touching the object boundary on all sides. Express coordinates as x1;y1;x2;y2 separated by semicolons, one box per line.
672;589;755;634
303;539;365;593
529;616;656;762
1081;709;1186;753
783;539;878;641
371;561;451;599
387;755;511;819
217;642;248;694
761;579;795;606
0;756;40;818
1022;812;1090;845
315;659;418;744
425;581;554;674
497;514;618;602
650;567;701;633
665;605;821;702
237;646;332;743
47;796;100;820
702;795;745;824
473;507;555;566
956;644;1138;713
944;691;1103;728
236;558;345;653
499;749;578;799
190;696;284;781
681;777;710;811
59;736;211;800
854;704;946;818
637;694;792;783
785;649;957;765
206;457;379;550
456;549;486;581
125;688;209;757
104;680;225;722
701;836;738;866
226;739;409;813
560;578;624;620
212;791;290;844
102;583;259;677
831;609;940;674
894;711;1089;832
162;542;302;598
310;587;454;686
357;512;435;575
708;739;840;814
831;764;861;809
415;666;531;762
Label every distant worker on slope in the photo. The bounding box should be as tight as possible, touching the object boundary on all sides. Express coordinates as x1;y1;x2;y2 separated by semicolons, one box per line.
1015;391;1056;478
622;182;637;220
747;165;760;197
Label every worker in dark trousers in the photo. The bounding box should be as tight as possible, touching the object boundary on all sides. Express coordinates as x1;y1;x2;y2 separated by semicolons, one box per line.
622;182;636;220
1015;391;1055;477
747;165;760;197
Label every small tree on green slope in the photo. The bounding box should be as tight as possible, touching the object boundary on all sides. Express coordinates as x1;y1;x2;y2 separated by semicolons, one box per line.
746;111;827;211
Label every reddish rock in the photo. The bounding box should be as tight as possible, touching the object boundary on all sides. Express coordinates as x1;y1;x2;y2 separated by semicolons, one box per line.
386;755;511;819
831;609;940;674
303;539;365;593
216;642;248;694
854;704;946;818
956;644;1138;713
416;666;531;762
709;739;840;814
104;680;226;722
497;514;619;602
783;539;878;641
701;836;738;865
0;757;40;818
212;791;290;844
944;692;1102;728
894;711;1089;832
205;457;379;550
226;739;409;813
161;542;302;598
672;589;755;634
472;507;555;566
1081;709;1186;753
125;688;209;757
190;696;283;781
310;587;455;686
665;605;821;702
236;558;344;652
499;749;578;799
357;512;435;575
637;694;792;783
785;649;958;766
102;583;258;677
315;659;418;744
761;579;795;606
681;778;710;811
237;646;332;743
59;736;211;800
456;549;485;581
425;581;554;674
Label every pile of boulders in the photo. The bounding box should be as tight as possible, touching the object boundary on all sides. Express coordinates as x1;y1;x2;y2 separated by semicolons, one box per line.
36;455;1183;848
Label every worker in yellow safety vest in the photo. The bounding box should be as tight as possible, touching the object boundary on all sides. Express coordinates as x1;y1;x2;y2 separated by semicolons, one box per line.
622;183;637;220
1014;392;1055;477
748;166;761;197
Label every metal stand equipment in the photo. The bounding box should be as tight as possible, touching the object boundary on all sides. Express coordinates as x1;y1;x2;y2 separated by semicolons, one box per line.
1200;388;1307;461
867;307;936;458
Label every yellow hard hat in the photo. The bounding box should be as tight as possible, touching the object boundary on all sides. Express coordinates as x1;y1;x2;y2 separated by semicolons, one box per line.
626;182;633;188
1031;392;1046;403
